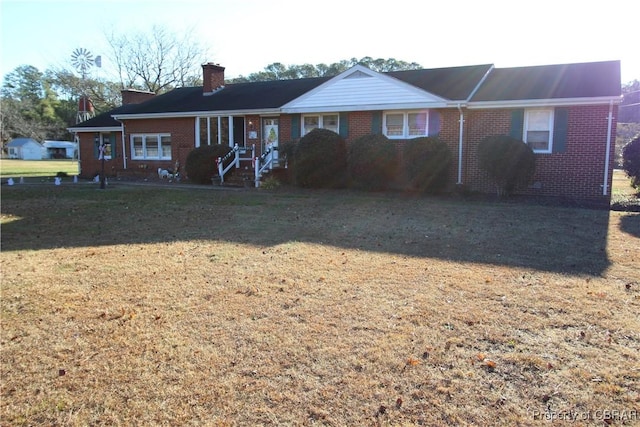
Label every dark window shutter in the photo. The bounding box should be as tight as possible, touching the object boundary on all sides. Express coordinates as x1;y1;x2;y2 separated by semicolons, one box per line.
110;132;117;157
428;110;441;136
552;107;568;153
509;109;524;140
93;133;100;158
371;111;382;133
291;114;300;139
339;112;349;138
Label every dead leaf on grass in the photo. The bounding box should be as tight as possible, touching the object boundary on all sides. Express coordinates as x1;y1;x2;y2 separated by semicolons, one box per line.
406;357;420;367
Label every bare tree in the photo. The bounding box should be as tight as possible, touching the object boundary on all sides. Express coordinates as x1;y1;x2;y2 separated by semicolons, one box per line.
106;25;208;93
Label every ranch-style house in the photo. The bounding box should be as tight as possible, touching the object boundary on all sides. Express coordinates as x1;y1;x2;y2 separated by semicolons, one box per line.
68;59;621;204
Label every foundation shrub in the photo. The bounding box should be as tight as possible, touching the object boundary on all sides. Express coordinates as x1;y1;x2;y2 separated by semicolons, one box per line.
477;135;536;197
294;128;347;188
185;144;233;184
403;136;452;193
348;134;399;191
622;135;640;189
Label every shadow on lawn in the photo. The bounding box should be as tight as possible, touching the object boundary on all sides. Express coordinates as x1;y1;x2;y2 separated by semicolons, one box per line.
0;185;613;275
620;213;640;238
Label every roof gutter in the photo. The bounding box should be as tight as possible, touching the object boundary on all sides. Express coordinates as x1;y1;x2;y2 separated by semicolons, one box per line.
112;108;282;120
67;126;121;133
467;96;622;109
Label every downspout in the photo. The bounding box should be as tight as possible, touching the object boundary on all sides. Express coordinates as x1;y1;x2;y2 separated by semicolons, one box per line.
115;118;127;170
602;100;614;196
74;133;81;176
457;104;464;185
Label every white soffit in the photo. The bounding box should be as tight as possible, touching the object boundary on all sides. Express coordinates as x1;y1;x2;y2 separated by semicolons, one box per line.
282;65;448;112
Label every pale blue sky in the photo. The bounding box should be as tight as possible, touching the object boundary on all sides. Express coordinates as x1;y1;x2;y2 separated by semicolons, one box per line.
1;0;639;85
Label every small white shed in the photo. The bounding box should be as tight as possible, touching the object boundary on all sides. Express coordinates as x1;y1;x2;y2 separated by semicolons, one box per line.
7;138;44;160
43;140;77;159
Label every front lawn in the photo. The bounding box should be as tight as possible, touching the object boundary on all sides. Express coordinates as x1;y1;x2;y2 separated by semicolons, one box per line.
1;185;638;426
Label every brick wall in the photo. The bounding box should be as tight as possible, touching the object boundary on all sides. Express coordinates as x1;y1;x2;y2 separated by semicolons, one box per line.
77;105;617;202
463;105;616;202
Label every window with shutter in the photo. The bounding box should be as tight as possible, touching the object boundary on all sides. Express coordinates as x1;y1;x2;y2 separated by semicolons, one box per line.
382;111;430;139
523;109;554;153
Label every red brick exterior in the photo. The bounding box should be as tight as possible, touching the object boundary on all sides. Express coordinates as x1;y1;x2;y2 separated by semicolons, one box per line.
461;105;617;202
77;104;617;203
202;63;225;93
121;89;155;105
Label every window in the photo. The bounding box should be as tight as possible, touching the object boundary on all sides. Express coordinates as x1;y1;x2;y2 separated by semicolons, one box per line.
383;111;428;138
95;133;114;159
302;114;339;135
130;134;172;160
524;109;554;153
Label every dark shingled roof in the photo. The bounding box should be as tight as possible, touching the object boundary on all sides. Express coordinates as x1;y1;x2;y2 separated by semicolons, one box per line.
72;61;621;128
470;60;621;102
117;77;332;115
387;64;493;100
71;103;141;128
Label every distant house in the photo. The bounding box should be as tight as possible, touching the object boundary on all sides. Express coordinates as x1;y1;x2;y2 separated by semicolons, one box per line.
7;138;43;160
43;140;77;159
69;60;621;204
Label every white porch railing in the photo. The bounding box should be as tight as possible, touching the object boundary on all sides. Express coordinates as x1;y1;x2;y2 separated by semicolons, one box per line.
216;144;254;184
253;144;278;188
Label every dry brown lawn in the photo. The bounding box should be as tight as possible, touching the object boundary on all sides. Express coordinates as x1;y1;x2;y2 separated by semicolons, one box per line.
1;180;639;426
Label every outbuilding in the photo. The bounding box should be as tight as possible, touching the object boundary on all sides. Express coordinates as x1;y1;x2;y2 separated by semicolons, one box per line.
43;140;78;159
6;138;43;160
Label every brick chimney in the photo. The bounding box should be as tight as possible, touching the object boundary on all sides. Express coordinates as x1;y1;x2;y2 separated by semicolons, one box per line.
121;89;155;105
202;63;225;93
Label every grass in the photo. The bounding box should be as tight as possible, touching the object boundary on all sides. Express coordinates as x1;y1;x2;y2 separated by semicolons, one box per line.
1;181;639;425
0;159;79;179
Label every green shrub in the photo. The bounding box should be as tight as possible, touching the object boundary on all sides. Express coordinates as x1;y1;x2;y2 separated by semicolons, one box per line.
622;134;640;189
477;135;536;197
185;144;233;184
403;137;452;193
294;128;347;188
348;134;399;191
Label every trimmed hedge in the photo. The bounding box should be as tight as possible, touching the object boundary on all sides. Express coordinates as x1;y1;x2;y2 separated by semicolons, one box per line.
293;128;347;188
185;144;233;184
403;137;452;193
348;134;399;191
477;135;536;196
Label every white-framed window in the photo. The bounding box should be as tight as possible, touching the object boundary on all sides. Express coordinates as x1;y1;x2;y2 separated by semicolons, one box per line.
383;111;428;138
95;133;113;160
524;109;554;153
302;114;339;135
130;134;172;160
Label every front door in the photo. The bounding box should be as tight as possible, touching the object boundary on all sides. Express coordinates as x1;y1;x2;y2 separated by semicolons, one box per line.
263;118;279;161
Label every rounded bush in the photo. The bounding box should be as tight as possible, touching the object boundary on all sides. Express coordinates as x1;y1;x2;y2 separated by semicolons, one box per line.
477;135;536;196
185;144;233;184
403;137;452;193
348;134;399;191
294;128;347;188
622;135;640;189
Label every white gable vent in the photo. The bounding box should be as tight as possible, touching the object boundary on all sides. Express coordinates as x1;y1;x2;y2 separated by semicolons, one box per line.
345;70;372;79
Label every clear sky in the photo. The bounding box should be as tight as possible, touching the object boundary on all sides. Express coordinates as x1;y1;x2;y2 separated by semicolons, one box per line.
1;0;639;85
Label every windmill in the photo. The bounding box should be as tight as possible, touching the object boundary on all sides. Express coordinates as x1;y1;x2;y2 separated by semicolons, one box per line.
72;48;101;123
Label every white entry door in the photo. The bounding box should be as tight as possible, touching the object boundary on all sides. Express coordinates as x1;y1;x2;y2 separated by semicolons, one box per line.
263;118;279;161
